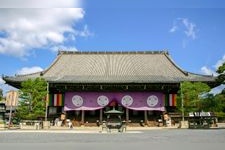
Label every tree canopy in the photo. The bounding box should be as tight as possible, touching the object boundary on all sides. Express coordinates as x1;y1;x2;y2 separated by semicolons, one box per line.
217;62;225;74
177;81;210;113
16;78;47;120
0;88;3;101
216;62;225;85
214;62;225;118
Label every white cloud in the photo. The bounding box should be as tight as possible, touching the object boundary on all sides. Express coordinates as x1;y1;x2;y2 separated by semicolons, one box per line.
77;25;93;37
0;77;17;96
169;18;197;40
0;0;81;8
51;45;78;52
0;0;90;58
182;18;196;40
17;66;44;75
214;54;225;69
200;66;217;76
50;25;93;52
0;77;5;84
169;25;177;33
200;54;225;76
0;8;84;57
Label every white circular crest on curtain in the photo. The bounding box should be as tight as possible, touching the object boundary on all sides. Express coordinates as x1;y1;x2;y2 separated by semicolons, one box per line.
97;95;109;107
121;95;133;107
147;95;158;107
72;95;83;107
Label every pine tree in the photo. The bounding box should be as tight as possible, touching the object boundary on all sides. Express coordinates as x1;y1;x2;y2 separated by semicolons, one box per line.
16;78;47;120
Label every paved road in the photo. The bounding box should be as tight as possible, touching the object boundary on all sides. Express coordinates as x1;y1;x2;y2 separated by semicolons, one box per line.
1;129;225;150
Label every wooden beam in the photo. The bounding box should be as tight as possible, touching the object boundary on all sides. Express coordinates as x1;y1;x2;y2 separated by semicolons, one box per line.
144;110;148;125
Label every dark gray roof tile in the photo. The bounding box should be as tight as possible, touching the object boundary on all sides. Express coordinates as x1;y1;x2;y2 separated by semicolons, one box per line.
3;51;215;84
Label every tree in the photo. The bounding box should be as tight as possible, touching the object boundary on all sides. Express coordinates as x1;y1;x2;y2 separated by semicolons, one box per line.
215;62;225;119
177;81;210;113
212;94;225;116
16;78;47;120
200;94;220;112
216;62;225;92
217;62;225;74
0;88;3;101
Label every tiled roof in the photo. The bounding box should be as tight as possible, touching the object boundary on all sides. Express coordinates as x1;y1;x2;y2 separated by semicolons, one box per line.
3;51;215;84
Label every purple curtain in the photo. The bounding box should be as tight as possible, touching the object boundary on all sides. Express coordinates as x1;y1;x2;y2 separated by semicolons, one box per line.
64;92;165;111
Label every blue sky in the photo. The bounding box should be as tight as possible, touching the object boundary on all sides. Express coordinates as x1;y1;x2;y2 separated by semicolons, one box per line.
1;0;225;93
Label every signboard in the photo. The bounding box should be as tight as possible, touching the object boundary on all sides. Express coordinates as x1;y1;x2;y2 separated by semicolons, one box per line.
189;112;212;117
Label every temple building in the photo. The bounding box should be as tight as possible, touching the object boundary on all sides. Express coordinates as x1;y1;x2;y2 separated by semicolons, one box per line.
3;51;215;126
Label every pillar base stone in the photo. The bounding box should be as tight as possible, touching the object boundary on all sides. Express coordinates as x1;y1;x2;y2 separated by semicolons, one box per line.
179;121;189;128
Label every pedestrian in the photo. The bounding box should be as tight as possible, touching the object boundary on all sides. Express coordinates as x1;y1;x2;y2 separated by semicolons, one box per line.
68;121;73;129
54;117;59;126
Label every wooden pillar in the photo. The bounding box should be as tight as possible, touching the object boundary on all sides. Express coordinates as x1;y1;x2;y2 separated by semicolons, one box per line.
100;109;103;123
126;108;129;124
144;110;148;125
81;110;85;125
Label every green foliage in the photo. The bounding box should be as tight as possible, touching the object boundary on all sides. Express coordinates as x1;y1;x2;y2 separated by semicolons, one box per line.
0;88;3;101
176;62;225;120
217;62;225;74
200;94;221;112
216;62;225;84
16;78;47;120
177;81;210;113
197;93;225;119
215;62;225;120
213;92;225;118
216;74;225;84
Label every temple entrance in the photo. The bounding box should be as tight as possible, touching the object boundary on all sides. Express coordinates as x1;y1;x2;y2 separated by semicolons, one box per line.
66;108;163;127
128;110;145;126
63;92;166;127
126;110;162;126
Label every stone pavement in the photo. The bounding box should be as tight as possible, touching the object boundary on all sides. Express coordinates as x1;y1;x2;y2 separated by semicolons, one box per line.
0;125;179;133
1;123;225;133
217;122;225;128
1;128;225;150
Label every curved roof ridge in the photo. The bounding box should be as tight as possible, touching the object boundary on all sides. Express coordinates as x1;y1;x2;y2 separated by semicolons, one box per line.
58;50;169;55
164;53;188;76
41;52;63;76
3;71;41;78
16;71;42;77
187;71;214;77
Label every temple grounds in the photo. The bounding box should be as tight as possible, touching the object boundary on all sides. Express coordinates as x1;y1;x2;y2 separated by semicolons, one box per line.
1;128;225;150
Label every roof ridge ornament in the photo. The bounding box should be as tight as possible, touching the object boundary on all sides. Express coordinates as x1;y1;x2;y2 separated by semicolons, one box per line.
57;50;169;55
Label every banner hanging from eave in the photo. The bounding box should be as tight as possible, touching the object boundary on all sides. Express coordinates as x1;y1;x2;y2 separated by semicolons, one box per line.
48;93;64;106
64;92;165;111
164;94;177;106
